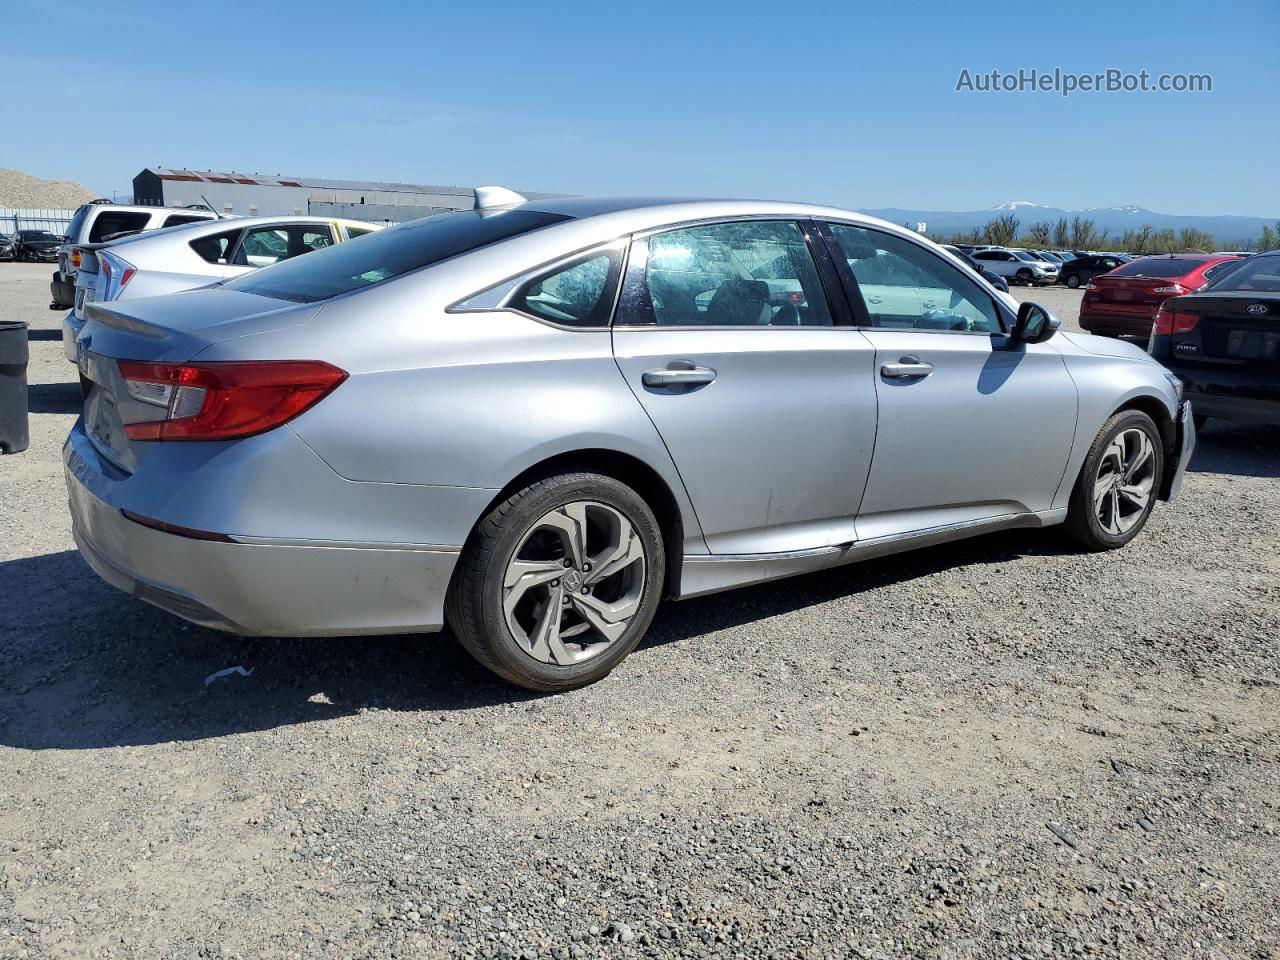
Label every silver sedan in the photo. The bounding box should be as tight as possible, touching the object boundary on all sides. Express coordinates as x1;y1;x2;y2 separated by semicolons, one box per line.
64;193;1194;690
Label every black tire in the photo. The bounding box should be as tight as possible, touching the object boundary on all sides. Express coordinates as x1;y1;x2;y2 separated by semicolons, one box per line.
1065;274;1081;289
1064;409;1164;551
1015;268;1033;285
1193;414;1209;432
446;472;665;692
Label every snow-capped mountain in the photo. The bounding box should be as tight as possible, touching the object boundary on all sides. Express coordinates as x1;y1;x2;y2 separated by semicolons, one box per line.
859;201;1275;246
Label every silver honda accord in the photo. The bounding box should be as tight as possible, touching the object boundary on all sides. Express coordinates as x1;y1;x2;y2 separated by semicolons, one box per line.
64;191;1194;690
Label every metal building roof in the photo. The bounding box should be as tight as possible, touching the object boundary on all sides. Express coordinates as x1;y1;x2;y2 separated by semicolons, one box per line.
143;168;558;199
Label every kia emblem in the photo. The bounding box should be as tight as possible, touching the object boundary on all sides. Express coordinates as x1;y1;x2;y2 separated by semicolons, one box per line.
1247;303;1268;315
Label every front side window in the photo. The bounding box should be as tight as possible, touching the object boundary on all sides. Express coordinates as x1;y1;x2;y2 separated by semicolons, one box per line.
621;220;832;326
828;224;1001;333
509;252;621;327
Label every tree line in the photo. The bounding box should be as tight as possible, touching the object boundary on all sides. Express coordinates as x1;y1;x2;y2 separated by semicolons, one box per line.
927;215;1229;254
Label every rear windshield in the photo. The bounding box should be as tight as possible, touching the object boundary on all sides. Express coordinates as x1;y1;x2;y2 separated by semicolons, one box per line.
1110;258;1203;279
224;209;570;303
1204;255;1280;293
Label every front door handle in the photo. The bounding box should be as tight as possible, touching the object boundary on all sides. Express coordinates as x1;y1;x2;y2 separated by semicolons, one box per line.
642;362;717;388
880;356;934;379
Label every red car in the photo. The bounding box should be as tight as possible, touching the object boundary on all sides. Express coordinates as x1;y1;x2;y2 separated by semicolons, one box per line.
1079;254;1243;338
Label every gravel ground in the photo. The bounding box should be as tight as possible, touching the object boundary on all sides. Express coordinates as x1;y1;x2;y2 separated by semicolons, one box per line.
1;263;1278;960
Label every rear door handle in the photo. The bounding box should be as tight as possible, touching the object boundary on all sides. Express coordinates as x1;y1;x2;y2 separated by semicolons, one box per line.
880;356;934;379
642;363;717;388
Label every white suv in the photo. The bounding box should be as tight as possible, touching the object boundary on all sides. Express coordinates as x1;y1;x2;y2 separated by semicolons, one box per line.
51;202;220;308
970;247;1059;286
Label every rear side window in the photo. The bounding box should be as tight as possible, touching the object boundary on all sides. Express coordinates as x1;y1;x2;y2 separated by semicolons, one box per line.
66;205;90;242
1205;255;1280;293
161;213;211;228
88;211;151;242
224;209;569;303
190;228;243;265
232;225;334;267
509;251;622;327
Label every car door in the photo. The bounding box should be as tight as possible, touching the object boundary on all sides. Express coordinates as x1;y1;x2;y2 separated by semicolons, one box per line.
611;219;878;555
821;222;1078;541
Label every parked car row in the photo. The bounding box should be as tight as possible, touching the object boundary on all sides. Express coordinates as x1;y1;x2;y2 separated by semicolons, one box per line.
62;190;1194;691
0;229;65;263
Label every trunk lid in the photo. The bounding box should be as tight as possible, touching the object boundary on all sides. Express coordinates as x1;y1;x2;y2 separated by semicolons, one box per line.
1163;293;1280;368
76;289;321;471
1091;274;1177;307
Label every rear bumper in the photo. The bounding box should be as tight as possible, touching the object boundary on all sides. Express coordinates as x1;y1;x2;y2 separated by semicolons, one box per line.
62;309;83;362
1079;310;1156;338
1165;359;1280;423
64;426;460;636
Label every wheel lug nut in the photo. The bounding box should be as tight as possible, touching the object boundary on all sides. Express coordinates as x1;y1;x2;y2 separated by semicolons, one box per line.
562;558;572;567
581;587;590;595
582;563;592;572
551;579;560;587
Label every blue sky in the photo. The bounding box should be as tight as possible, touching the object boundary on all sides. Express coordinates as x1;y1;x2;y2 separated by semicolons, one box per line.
3;0;1277;216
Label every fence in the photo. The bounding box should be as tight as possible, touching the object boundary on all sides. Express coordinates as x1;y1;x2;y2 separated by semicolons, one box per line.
1;208;77;236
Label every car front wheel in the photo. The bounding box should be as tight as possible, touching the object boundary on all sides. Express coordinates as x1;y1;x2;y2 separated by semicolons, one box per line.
446;472;665;691
1065;274;1081;288
1064;410;1164;551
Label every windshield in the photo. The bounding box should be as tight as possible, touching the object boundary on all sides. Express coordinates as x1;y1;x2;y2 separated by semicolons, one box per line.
1204;255;1280;293
21;231;59;241
1109;258;1203;279
1015;251;1040;262
224;209;569;303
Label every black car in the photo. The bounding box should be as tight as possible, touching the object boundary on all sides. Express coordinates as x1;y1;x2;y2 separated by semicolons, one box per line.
1149;252;1279;428
1059;253;1129;288
942;244;1010;293
13;229;63;262
0;233;15;261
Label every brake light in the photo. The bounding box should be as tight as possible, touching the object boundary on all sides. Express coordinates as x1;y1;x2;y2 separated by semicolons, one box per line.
70;248;82;270
1152;307;1198;337
98;250;136;301
1152;284;1187;295
117;360;347;441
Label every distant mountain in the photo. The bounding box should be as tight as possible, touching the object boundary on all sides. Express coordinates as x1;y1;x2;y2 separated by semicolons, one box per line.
860;201;1277;248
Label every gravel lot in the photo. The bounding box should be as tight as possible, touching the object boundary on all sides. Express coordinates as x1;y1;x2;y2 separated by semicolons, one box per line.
1;262;1278;960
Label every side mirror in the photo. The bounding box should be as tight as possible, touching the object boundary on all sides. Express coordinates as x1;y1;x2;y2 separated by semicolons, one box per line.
1010;302;1060;345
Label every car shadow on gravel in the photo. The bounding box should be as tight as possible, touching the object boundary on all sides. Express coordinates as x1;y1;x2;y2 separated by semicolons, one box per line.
640;528;1073;649
2;531;1075;750
1189;421;1280;479
0;551;536;751
27;381;82;415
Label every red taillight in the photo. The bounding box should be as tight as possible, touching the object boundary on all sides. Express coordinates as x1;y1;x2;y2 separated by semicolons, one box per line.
70;248;82;270
118;360;347;441
98;251;136;299
1152;307;1198;337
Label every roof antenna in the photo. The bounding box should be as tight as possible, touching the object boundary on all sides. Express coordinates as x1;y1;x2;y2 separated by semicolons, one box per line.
200;193;224;218
473;185;528;211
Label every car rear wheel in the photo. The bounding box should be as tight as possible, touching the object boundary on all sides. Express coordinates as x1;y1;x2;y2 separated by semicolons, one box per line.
446;472;665;691
1064;410;1164;551
1065;274;1081;289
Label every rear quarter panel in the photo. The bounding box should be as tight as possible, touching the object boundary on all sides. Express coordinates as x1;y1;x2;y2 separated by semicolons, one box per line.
197;273;709;556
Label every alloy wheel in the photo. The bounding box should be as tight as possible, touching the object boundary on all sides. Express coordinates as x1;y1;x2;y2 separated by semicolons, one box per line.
1093;428;1157;536
502;501;646;666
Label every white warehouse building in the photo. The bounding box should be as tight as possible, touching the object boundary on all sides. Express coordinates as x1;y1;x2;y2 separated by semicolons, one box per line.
131;168;563;223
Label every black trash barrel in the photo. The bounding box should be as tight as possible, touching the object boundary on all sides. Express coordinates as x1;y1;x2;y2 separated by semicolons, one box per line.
0;320;30;454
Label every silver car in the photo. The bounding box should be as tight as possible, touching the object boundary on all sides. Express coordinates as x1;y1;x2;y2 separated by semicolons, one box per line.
64;193;1194;691
61;216;381;362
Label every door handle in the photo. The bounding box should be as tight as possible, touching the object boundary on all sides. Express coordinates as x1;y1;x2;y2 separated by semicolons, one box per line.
880;356;934;379
642;362;717;388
